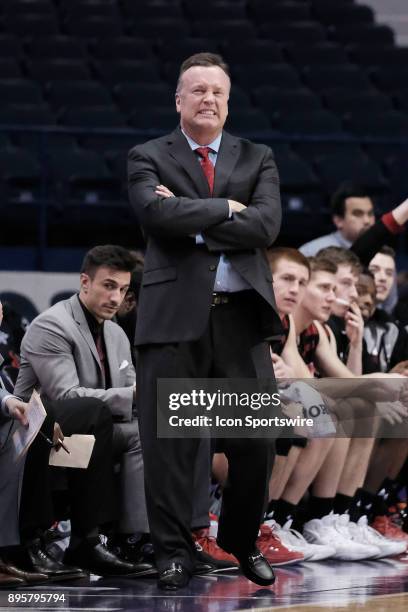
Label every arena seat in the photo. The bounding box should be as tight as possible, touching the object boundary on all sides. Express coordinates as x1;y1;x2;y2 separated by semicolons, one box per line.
47;81;114;111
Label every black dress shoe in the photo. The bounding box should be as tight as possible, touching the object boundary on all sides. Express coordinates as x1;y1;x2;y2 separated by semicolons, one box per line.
158;563;191;591
111;537;157;576
64;538;146;577
26;541;86;580
0;560;48;585
0;572;24;588
235;548;275;587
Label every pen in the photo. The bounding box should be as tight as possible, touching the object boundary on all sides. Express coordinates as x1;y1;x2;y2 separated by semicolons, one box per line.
39;431;70;454
58;438;70;454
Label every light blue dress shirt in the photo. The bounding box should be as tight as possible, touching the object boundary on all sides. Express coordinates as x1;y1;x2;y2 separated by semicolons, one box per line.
182;130;251;292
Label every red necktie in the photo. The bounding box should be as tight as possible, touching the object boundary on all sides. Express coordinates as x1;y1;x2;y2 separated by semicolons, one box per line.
196;146;214;194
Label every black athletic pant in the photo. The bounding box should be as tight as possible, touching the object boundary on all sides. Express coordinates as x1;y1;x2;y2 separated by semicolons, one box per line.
137;291;276;573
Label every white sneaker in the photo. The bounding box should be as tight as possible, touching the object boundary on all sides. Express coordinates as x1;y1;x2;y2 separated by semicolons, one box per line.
347;516;407;559
303;514;380;561
272;519;335;562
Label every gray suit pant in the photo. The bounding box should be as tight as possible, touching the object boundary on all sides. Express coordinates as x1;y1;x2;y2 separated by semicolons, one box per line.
0;422;24;547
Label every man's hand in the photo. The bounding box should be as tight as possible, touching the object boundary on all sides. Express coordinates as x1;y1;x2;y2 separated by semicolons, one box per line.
390;360;408;377
52;422;64;452
155;184;174;198
345;303;364;347
5;397;29;427
228;200;247;213
271;352;295;379
376;401;408;425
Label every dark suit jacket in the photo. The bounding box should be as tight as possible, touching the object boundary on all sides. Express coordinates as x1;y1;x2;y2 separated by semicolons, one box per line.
128;128;282;345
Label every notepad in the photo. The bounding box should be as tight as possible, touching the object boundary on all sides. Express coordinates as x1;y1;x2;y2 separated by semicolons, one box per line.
12;390;46;460
49;434;95;469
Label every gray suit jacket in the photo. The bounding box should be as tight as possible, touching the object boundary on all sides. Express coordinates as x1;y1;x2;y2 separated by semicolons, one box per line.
15;295;135;422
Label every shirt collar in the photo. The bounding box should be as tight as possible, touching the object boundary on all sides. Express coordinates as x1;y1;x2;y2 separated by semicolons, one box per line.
77;294;103;337
181;128;222;154
334;230;352;248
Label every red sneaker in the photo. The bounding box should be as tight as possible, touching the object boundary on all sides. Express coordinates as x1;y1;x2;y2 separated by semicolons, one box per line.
257;524;304;566
192;529;239;572
371;515;408;546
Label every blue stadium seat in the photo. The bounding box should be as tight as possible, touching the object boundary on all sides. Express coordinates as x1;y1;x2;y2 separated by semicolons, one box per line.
157;39;220;62
26;36;86;59
225;109;271;133
346;111;408;138
314;151;387;193
63;16;124;39
26;59;92;83
324;91;393;116
0;60;23;80
275;151;319;192
286;43;349;68
191;20;256;40
94;60;161;86
47;149;119;203
4;14;60;38
248;1;311;23
60;2;121;19
0;79;44;106
349;45;408;69
114;83;174;113
254;87;322;120
278;110;343;134
130;19;190;40
0;146;42;201
122;0;183;20
0;105;56;126
222;40;284;65
331;25;394;46
185;2;247;21
3;0;55;17
393;89;408;111
0;35;24;60
47;81;114;111
59;107;126;128
303;65;373;92
128;108;177;131
372;67;408;93
90;37;155;61
258;22;326;43
312;4;374;26
234;64;302;90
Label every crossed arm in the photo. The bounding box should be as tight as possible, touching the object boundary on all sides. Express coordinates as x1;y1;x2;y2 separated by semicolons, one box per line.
128;146;281;250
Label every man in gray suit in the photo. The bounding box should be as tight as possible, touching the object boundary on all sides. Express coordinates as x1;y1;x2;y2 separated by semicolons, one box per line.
14;245;152;572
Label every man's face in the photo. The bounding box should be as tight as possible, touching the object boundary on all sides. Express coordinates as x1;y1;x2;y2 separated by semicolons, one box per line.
175;65;230;142
80;267;130;322
272;258;309;317
332;264;359;318
368;253;395;303
300;270;337;323
357;291;376;322
333;197;375;242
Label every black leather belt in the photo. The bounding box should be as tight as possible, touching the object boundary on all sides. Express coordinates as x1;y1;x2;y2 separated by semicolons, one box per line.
211;290;254;306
